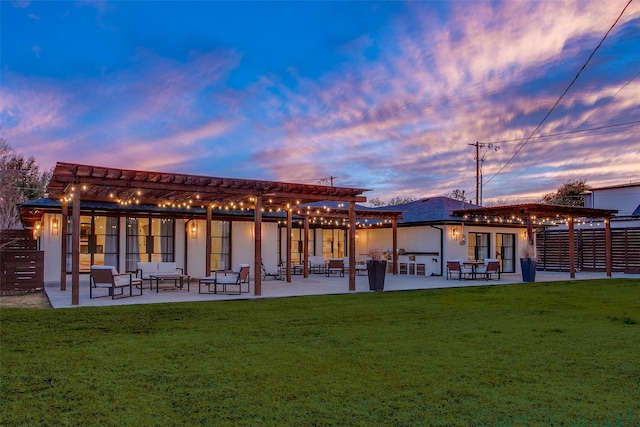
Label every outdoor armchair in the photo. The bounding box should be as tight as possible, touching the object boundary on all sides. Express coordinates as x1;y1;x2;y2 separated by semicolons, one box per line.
476;260;501;280
446;260;472;280
199;264;250;294
90;265;143;299
325;258;345;277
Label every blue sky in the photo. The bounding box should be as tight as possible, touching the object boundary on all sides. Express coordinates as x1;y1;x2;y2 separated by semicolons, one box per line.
2;1;639;204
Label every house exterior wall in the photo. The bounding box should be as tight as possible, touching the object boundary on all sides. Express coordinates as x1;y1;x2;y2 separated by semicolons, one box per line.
41;213;62;283
357;223;527;275
584;184;639;216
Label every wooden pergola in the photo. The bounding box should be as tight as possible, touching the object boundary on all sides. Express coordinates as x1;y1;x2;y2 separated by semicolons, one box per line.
290;206;404;278
46;162;373;305
452;203;618;278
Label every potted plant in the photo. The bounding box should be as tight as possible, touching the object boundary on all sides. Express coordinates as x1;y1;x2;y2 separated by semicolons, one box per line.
366;248;387;291
520;243;537;282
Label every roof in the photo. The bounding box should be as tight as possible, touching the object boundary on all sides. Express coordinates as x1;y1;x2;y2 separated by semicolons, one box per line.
583;182;640;192
452;203;618;223
46;162;370;210
373;197;481;224
633;204;640;216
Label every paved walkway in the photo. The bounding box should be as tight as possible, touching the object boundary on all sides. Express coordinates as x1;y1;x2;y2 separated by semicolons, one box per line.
44;271;640;309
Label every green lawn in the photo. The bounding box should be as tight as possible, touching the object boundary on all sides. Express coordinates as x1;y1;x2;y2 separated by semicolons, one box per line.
1;279;639;426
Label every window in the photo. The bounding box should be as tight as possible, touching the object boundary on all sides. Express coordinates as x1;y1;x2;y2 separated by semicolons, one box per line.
468;232;490;260
126;218;174;272
496;233;516;273
322;229;346;259
210;221;231;271
66;215;118;272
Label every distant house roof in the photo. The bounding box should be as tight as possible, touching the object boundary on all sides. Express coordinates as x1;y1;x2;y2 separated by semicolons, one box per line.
583;182;640;192
371;197;481;224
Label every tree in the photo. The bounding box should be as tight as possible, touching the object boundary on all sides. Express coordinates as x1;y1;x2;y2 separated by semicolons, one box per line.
366;196;417;207
0;139;50;229
386;196;416;206
450;189;466;201
540;179;590;207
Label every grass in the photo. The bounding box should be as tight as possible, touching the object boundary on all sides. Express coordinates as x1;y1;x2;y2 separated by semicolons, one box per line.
1;279;639;426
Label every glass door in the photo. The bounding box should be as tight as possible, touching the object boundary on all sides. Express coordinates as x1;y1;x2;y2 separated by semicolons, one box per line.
497;233;515;273
67;215;119;272
322;229;346;259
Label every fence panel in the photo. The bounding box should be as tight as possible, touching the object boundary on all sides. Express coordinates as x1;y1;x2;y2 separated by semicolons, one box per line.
1;229;44;292
537;227;640;273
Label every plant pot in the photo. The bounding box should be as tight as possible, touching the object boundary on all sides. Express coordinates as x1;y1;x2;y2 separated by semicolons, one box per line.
367;260;387;291
520;258;536;282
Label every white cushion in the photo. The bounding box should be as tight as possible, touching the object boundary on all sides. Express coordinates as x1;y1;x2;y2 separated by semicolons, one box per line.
157;262;177;273
137;262;158;278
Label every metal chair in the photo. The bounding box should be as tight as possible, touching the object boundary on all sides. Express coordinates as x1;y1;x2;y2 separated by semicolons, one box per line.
199;264;250;294
90;265;142;299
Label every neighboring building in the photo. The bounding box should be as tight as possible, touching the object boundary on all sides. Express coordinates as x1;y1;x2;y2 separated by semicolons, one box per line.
582;182;640;227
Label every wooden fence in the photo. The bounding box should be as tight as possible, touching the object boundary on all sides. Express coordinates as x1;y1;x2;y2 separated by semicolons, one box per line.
536;227;640;274
1;229;44;292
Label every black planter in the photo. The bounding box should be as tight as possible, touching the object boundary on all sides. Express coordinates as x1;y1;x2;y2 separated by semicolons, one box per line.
520;258;537;282
367;260;387;291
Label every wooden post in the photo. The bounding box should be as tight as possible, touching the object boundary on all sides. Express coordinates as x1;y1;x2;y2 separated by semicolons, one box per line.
303;216;309;278
205;205;212;275
568;216;575;279
286;209;292;283
605;217;612;277
254;195;262;296
60;200;68;291
526;214;534;245
71;190;80;305
392;218;398;275
348;201;356;291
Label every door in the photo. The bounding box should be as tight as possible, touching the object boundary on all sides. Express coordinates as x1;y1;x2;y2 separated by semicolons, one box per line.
497;233;515;273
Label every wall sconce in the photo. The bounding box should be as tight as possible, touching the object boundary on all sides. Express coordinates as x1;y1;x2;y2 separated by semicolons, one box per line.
452;227;459;240
50;217;59;236
33;222;43;238
189;221;197;237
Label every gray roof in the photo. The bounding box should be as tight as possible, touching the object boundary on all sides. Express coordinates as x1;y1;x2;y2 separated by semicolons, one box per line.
372;197;480;224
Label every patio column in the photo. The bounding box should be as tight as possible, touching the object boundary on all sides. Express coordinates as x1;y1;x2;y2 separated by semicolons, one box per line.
71;188;80;305
286;208;292;282
60;200;68;291
526;214;534;245
392;218;398;275
254;195;262;296
206;204;212;275
303;216;309;278
348;201;356;291
568;216;575;279
605;217;612;277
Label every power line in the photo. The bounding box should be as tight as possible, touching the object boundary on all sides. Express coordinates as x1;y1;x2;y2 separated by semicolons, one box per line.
484;69;640;199
483;0;634;187
479;119;640;145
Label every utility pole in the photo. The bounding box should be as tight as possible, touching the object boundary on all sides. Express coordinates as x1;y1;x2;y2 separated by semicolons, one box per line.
317;176;338;186
468;142;499;206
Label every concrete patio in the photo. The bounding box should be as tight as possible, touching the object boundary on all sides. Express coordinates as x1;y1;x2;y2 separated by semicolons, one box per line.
44;271;640;308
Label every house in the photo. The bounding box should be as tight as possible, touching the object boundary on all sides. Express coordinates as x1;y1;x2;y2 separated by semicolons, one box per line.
582;182;640;227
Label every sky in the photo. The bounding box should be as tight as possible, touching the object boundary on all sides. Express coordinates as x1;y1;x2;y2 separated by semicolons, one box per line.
1;1;639;205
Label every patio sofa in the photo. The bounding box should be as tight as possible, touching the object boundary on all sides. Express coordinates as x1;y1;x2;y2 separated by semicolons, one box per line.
136;261;183;288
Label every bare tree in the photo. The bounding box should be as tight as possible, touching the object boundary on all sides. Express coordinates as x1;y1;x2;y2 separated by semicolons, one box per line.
366;197;386;207
386;196;416;206
0;139;50;229
449;189;466;201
